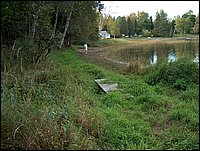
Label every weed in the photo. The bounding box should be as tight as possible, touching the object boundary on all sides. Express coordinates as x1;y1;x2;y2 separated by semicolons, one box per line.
1;45;199;150
145;56;199;90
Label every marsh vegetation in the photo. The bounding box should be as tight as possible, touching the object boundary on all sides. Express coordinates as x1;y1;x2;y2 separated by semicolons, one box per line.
1;38;199;150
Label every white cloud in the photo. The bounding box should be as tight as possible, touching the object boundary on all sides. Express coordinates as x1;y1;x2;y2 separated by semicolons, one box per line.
101;1;199;19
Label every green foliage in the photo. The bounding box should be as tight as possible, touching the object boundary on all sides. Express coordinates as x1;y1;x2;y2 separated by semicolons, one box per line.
153;9;171;37
123;80;155;97
79;64;105;79
137;11;150;34
169;103;199;132
145;57;199;90
100;91;126;107
142;29;151;37
117;16;128;36
99;4;198;38
126;60;146;75
193;14;199;34
105;15;120;37
175;17;192;34
159;128;199;150
127;16;134;37
182;10;196;30
135;94;164;111
177;85;199;101
1;47;199;150
69;1;99;43
1;1;100;70
101;108;151;149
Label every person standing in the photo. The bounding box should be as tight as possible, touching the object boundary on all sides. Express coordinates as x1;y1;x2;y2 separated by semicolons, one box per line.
84;42;88;54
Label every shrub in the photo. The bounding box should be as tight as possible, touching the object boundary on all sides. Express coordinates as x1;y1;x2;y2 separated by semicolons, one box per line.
142;29;151;37
145;57;199;90
177;85;199;101
126;60;149;75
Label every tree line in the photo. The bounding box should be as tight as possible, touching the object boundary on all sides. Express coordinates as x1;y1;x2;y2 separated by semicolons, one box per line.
1;1;101;71
1;1;199;71
100;9;199;38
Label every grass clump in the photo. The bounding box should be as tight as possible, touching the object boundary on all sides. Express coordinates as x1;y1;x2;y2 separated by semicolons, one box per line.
145;57;199;90
1;46;199;150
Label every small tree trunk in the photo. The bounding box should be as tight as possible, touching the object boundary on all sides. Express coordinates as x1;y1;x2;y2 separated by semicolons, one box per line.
32;18;36;38
59;11;73;48
25;4;31;35
51;7;58;39
1;31;2;45
59;2;74;48
67;37;71;47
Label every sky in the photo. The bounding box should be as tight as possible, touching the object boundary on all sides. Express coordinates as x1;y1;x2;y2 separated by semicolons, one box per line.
101;1;199;19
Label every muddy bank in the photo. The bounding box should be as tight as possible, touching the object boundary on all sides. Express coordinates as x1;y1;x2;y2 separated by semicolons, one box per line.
76;38;198;74
77;47;127;74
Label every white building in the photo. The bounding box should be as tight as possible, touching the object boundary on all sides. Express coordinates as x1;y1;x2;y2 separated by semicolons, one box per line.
99;30;110;39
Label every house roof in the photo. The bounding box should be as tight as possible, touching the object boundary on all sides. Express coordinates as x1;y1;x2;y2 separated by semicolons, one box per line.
99;30;110;35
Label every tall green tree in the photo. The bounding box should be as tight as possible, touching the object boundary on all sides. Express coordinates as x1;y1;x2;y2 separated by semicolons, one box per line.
175;16;191;34
117;16;128;36
127;16;134;37
169;19;176;37
137;11;149;34
129;13;138;35
58;1;75;48
153;9;170;37
1;1;55;67
182;10;196;27
148;16;154;33
107;16;120;38
67;1;99;44
193;14;199;34
1;1;100;71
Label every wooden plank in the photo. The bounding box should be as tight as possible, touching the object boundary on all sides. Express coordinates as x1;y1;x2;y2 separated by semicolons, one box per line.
95;79;118;93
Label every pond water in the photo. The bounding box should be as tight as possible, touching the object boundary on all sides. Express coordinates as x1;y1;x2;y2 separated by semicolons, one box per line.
104;40;199;67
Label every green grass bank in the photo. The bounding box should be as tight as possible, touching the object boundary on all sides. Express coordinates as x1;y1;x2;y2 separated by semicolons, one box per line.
1;39;199;150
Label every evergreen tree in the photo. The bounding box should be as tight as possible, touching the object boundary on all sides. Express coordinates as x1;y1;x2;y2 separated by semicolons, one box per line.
117;16;128;36
193;14;199;34
127;16;134;37
148;16;154;33
153;9;170;37
137;11;149;35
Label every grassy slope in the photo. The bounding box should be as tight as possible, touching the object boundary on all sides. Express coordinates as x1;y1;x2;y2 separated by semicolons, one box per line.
1;40;199;150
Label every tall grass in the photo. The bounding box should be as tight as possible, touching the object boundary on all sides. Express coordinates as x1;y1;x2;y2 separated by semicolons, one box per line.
1;47;199;150
1;50;102;149
145;56;199;90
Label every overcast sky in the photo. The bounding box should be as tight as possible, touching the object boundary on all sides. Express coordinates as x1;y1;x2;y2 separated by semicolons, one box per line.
101;1;199;19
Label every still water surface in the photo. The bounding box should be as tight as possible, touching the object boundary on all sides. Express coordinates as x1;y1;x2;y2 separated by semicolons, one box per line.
104;40;199;67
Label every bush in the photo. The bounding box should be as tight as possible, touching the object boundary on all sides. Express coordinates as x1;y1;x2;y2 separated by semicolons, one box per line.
177;85;199;101
142;29;151;37
126;60;149;75
145;57;199;90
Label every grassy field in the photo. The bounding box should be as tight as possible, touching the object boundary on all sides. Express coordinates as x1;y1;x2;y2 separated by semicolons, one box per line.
1;39;199;150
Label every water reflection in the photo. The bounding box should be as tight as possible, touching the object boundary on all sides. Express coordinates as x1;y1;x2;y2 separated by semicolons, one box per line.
150;51;157;64
168;48;176;62
194;53;199;64
105;41;199;67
